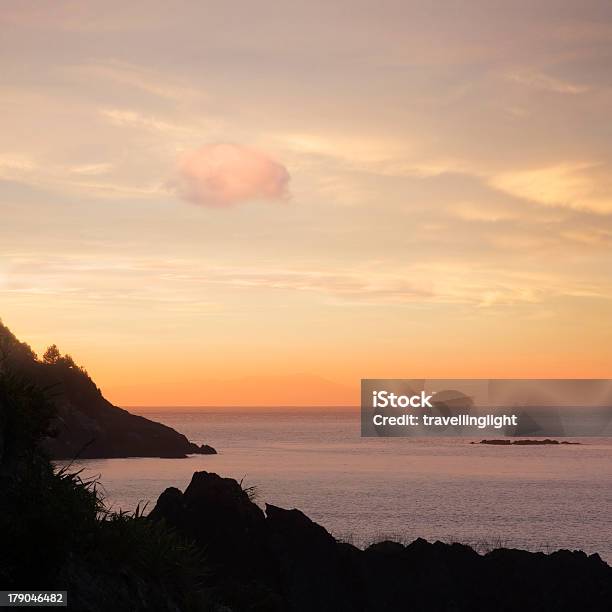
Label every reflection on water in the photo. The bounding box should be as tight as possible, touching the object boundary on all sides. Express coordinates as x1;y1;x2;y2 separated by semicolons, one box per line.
65;407;612;562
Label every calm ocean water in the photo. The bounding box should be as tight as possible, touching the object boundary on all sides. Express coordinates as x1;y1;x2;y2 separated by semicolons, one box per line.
69;407;612;561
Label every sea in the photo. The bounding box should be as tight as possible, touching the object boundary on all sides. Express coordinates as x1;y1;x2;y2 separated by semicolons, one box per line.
67;407;612;562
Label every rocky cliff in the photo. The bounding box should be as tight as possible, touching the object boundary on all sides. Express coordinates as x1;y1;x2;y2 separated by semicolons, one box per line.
0;320;215;459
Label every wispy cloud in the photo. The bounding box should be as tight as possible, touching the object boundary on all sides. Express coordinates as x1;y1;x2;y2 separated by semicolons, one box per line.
489;163;612;214
506;70;588;94
0;152;160;199
66;60;204;103
100;108;180;133
4;254;610;311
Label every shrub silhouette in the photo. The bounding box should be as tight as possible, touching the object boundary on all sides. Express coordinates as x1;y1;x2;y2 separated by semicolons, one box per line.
0;359;207;610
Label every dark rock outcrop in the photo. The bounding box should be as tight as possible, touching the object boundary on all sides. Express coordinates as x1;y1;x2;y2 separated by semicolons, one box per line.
46;399;217;459
0;320;216;459
151;471;612;612
150;472;283;610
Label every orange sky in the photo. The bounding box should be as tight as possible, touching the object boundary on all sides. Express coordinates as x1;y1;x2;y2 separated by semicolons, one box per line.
1;2;612;405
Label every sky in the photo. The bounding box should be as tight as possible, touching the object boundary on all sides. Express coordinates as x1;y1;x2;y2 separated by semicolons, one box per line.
1;1;612;405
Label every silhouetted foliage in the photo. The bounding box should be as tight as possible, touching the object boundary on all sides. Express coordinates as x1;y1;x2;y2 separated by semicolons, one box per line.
42;344;62;365
0;370;55;470
0;358;208;610
0;320;38;375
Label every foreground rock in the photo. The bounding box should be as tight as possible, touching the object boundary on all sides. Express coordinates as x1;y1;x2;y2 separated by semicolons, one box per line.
0;320;216;459
150;471;612;611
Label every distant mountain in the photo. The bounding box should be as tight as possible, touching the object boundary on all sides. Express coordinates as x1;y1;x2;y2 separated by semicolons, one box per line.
116;372;357;407
0;320;215;459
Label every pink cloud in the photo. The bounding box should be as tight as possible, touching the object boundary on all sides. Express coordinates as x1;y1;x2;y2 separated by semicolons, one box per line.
174;143;290;207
